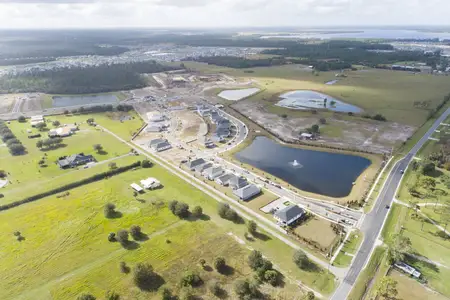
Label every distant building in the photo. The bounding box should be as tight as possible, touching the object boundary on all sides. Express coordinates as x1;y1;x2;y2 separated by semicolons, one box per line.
228;176;249;190
149;138;171;152
146;123;164;133
185;158;206;171
194;162;213;173
57;153;95;169
146;111;165;122
274;205;305;226
300;133;313;140
48;125;78;138
233;184;261;201
30;115;45;127
130;183;143;193
215;173;235;186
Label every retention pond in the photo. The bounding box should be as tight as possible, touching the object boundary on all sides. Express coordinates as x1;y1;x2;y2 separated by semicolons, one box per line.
235;136;371;197
52;94;119;108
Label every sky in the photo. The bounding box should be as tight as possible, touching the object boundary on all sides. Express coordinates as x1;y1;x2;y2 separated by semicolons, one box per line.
0;0;449;29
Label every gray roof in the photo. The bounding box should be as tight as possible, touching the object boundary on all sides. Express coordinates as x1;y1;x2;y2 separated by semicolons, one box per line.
233;184;261;200
150;138;167;147
203;166;224;177
194;162;212;173
155;141;171;150
275;205;304;222
216;173;234;183
186;158;206;169
229;176;248;189
57;154;94;168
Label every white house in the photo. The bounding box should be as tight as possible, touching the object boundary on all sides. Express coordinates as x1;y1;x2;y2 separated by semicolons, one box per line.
202;166;225;180
233;184;261;201
146;111;165;122
140;177;161;190
274;205;305;226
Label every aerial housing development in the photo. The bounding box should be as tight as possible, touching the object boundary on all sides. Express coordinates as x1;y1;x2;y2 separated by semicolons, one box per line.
0;23;450;300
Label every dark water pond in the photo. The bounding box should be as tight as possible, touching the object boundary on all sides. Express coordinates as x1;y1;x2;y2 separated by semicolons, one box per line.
52;94;118;108
235;136;371;197
277;90;362;113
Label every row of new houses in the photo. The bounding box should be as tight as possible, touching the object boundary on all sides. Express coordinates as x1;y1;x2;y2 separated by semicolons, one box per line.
197;105;233;143
185;158;261;201
149;138;172;152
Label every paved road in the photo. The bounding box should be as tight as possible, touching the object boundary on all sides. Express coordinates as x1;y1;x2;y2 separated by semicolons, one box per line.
331;107;450;300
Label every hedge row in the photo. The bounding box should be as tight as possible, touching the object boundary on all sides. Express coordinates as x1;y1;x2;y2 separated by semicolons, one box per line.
0;161;142;211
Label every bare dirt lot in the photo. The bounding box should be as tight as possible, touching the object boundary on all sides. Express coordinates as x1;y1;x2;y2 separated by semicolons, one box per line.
233;100;415;154
0;94;16;113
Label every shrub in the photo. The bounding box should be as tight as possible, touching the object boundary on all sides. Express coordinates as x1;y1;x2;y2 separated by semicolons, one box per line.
104;203;117;218
304;291;315;300
119;261;129;273
93;144;103;152
141;159;152;168
373;114;387;121
13;231;21;237
130;225;142;240
116;230;129;245
319;118;326;124
199;258;206;268
293;250;309;270
209;281;221;296
77;294;96;300
248;250;264;270
108;232;116;242
52;120;61;127
181;271;202;287
247;220;257;235
133;263;157;289
214;257;226;272
161;288;173;300
192;206;203;218
264;270;279;286
105;290;120;300
109;162;117;170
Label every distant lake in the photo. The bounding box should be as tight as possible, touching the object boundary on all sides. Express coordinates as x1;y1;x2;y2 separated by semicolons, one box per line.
276;90;362;113
218;88;260;101
235;136;371;197
52;94;119;107
260;29;450;40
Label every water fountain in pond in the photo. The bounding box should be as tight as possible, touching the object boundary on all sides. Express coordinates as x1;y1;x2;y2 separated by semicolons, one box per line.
289;160;303;169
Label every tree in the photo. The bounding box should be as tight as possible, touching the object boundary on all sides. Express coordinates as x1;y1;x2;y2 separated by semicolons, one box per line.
108;162;117;170
199;258;206;268
161;288;173;300
293;250;309;270
172;202;190;218
141;159;152;168
247;220;257;235
303;291;315;300
77;294;96;300
310;124;320;133
234;279;259;299
248;250;264;270
6;138;20;146
17;115;26;123
225;208;238;222
36;122;47;131
264;270;279;286
209;281;222;296
168;200;178;213
133;263;156;289
64;109;69;115
130;225;142;240
9;143;26;155
420;177;436;190
373;114;387;121
214;257;226;272
387;234;412;263
319;118;327;124
0;170;6;178
36;140;43;149
192;206;203;218
422;162;436;175
119;261;129;273
105;290;120;300
104;203;117;218
116;230;129;245
108;232;116;242
376;277;398;300
87;118;95;125
93;144;103;153
180;271;202;287
52;120;61;127
218;203;230;218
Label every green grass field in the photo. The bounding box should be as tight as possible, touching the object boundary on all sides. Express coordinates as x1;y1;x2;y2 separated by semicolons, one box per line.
389;270;448;300
333;230;363;267
185;62;450;127
0;161;335;299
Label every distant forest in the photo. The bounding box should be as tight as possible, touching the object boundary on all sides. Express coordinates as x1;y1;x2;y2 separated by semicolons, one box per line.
0;61;178;94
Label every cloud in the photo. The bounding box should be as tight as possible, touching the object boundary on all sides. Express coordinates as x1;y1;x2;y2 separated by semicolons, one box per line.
0;0;449;28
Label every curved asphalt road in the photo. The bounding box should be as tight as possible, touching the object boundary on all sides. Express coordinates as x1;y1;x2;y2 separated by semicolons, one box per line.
332;107;450;300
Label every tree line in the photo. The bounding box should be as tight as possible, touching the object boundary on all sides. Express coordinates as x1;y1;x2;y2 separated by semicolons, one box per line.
0;121;26;156
0;61;178;94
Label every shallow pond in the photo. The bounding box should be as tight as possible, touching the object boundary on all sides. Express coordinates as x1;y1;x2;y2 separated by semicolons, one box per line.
276;90;362;113
235;136;371;197
52;94;119;108
218;88;260;101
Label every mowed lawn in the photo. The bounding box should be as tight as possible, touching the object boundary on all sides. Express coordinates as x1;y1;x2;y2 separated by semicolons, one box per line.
184;62;450;126
389;270;449;300
0;163;335;299
0;112;143;198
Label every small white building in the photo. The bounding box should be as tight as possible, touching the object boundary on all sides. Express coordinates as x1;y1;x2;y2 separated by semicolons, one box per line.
394;262;421;278
146;111;165;123
140;177;161;190
30;115;45;127
146;123;164;132
130;183;143;193
300;133;313;140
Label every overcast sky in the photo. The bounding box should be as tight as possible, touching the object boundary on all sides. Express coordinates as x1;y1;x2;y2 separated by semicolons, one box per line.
0;0;448;29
